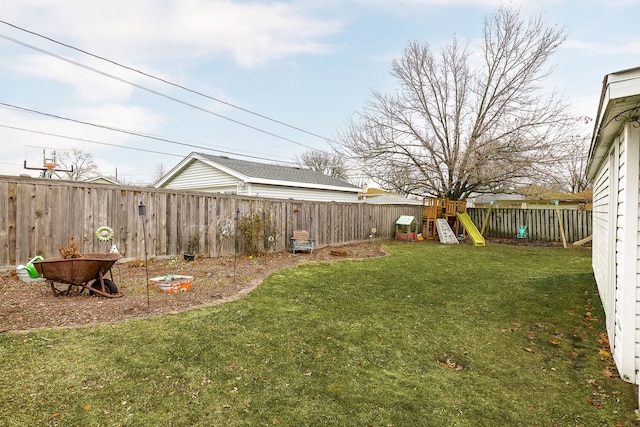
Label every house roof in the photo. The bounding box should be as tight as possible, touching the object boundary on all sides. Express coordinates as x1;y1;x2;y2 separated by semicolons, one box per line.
85;176;119;185
588;66;640;179
363;194;424;205
515;185;588;201
362;187;396;196
156;152;361;192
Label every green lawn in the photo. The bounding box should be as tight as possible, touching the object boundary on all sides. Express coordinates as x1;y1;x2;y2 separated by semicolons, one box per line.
1;241;637;426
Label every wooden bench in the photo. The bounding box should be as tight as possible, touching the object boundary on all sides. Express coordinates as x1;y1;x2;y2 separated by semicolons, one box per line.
290;230;315;254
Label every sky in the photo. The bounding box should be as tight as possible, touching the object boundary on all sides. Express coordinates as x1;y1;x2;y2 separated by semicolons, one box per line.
0;0;638;185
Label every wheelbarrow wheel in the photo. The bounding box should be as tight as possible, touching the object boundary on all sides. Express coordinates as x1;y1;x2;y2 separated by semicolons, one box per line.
89;278;118;295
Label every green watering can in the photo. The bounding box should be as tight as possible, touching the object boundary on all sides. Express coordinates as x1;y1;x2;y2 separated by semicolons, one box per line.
24;256;44;278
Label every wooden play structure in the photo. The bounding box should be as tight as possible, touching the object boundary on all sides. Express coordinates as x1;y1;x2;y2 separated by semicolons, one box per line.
422;198;466;239
421;198;485;246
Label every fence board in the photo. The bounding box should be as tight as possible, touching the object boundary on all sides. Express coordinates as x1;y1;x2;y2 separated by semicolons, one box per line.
467;207;592;243
0;175;594;267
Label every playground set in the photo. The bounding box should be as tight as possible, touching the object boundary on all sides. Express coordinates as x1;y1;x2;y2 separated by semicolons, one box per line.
421;198;485;246
397;197;576;247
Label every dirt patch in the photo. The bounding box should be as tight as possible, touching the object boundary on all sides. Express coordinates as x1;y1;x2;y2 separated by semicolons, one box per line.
0;242;387;333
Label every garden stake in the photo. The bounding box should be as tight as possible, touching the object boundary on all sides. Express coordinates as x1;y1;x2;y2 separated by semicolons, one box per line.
139;201;150;308
234;207;240;283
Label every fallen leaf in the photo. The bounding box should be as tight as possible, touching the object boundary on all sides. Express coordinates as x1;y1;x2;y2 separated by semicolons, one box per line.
587;398;603;409
602;367;615;378
585;312;598;321
549;339;561;345
50;413;61;418
524;347;534;353
598;349;612;358
437;358;465;370
82;404;92;411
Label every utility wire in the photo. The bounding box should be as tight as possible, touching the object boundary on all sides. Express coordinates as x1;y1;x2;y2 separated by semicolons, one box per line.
1;124;182;158
0;32;320;152
0;19;337;146
0;104;300;165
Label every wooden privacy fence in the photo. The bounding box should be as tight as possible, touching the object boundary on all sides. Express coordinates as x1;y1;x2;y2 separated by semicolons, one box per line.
0;176;422;267
467;207;592;243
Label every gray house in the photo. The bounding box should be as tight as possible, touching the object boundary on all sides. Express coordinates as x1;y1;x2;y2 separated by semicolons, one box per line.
587;66;640;402
154;152;360;202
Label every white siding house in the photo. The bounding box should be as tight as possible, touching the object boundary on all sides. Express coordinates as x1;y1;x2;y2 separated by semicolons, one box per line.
587;67;640;399
154;152;361;202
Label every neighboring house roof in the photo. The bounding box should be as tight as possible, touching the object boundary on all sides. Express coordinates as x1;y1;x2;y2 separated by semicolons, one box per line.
515;185;575;200
360;187;396;198
85;176;119;185
362;194;424;205
155;152;360;195
469;186;591;206
588;66;640;179
468;193;525;205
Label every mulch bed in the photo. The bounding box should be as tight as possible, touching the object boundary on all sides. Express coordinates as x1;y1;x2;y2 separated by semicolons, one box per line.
0;242;387;333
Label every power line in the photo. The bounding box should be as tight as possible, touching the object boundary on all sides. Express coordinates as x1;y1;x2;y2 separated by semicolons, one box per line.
0;32;320;152
0;104;301;165
3;124;182;158
0;19;337;146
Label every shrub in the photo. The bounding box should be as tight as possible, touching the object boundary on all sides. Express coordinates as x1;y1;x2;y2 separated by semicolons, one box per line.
237;207;279;256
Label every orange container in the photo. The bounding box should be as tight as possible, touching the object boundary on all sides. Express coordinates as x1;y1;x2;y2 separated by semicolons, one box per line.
150;275;193;294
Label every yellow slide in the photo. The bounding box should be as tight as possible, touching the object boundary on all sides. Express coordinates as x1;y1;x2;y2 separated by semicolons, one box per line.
456;212;485;246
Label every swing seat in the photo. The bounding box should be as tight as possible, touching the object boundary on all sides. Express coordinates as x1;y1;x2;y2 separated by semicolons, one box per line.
517;226;528;239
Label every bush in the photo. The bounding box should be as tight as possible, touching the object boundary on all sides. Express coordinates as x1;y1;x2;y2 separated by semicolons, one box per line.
237;207;279;256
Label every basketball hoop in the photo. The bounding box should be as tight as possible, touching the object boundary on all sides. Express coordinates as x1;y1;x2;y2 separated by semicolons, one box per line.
23;149;72;178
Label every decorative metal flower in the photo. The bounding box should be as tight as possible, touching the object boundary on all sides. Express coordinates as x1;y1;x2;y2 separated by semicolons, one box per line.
95;226;114;242
218;218;235;239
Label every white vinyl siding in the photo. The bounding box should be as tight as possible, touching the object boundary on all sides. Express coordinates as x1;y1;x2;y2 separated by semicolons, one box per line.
591;125;640;384
160;160;239;191
244;183;358;202
587;68;640;404
632;125;640;382
592;148;614;339
615;134;627;374
157;157;359;202
612;126;640;384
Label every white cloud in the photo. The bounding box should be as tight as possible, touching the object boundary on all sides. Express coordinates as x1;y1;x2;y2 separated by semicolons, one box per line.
9;54;134;103
72;103;163;137
2;0;342;67
564;39;640;56
348;0;560;9
0;103;164;176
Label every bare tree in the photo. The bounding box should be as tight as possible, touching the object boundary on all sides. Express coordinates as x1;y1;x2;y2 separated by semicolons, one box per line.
545;133;591;194
337;7;574;200
151;163;167;183
296;150;349;181
56;148;99;181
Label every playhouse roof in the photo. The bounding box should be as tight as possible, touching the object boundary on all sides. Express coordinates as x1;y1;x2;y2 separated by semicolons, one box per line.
396;215;417;225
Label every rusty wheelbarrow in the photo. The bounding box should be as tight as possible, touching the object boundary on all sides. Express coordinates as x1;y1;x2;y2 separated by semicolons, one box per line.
33;253;122;298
